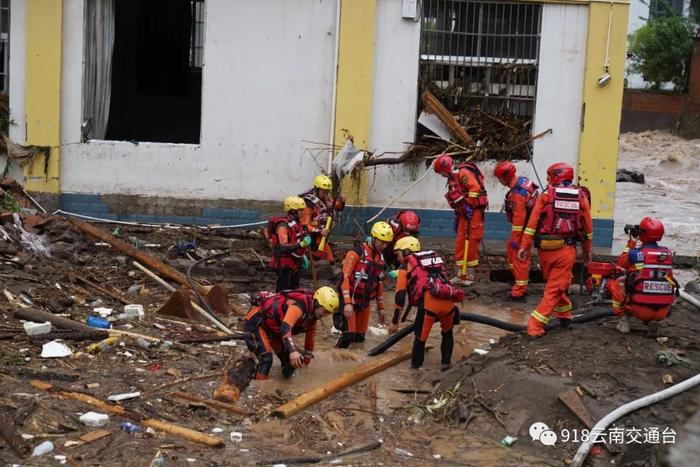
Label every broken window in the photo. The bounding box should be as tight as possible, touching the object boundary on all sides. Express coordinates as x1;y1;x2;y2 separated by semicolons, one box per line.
419;0;542;120
83;0;204;144
0;0;9;93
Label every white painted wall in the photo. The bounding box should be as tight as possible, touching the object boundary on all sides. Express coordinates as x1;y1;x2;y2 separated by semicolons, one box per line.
366;2;588;212
5;0;27;181
59;0;338;200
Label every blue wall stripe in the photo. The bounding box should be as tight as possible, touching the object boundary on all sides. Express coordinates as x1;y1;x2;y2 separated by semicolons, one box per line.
59;193;614;247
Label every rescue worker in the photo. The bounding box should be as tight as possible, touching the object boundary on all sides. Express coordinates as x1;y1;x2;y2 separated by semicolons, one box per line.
389;237;464;370
334;221;393;348
300;174;345;264
384;210;421;269
494;161;539;301
606;217;677;335
434;154;488;286
267;196;312;292
517;162;593;337
244;286;339;380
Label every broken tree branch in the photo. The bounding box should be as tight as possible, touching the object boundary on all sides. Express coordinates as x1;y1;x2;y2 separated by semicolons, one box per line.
30;380;223;447
271;346;419;419
170;391;252;417
422;91;474;146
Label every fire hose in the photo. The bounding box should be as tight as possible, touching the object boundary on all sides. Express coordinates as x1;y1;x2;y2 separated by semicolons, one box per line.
367;308;615;356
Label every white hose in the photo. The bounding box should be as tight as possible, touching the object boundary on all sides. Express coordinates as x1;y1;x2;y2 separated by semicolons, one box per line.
679;290;700;310
53;209;266;230
572;373;700;467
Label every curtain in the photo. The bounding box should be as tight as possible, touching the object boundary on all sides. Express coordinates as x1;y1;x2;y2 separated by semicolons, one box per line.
82;0;115;141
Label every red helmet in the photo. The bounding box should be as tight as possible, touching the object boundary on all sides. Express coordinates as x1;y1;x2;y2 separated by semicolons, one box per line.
397;210;421;234
639;217;665;242
547;162;574;185
434;154;453;176
494;161;516;184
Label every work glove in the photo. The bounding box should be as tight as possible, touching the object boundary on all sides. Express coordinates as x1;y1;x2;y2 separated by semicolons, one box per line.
387;269;398;280
299;235;312;248
301;255;310;270
461;204;474;219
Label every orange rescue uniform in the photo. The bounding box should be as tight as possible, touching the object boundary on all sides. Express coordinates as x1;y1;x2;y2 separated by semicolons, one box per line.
605;239;673;322
521;189;593;336
300;192;344;263
504;176;532;298
452;167;486;275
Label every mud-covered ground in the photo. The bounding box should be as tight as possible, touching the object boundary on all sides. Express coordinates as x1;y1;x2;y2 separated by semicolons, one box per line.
1;214;698;466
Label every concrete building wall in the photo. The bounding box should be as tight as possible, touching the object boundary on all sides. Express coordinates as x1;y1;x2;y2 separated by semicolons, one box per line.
5;0;27;181
366;2;588;214
58;0;338;200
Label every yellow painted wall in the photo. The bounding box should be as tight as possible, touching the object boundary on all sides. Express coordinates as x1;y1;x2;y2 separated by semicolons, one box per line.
577;2;629;218
334;0;376;205
24;0;63;194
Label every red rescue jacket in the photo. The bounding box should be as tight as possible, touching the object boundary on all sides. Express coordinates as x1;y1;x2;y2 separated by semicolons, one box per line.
445;163;488;210
625;245;676;307
259;290;316;335
505;176;538;224
405;250;464;305
536;185;585;239
337;242;385;307
267;215;305;270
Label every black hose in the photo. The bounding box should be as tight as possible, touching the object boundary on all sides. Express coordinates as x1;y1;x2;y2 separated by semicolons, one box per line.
367;307;615;356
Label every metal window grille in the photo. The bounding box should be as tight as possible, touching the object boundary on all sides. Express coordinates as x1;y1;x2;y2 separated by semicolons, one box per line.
190;0;205;68
0;0;9;92
420;0;542;119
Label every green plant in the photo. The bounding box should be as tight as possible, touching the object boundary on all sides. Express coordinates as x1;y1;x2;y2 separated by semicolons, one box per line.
1;191;21;213
628;13;694;91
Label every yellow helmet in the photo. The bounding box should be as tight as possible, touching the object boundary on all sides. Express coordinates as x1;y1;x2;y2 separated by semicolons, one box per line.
314;174;333;190
394;236;421;253
283;196;306;212
313;286;339;313
370;221;394;242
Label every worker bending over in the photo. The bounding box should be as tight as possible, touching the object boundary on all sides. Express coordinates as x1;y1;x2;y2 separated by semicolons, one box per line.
244;287;339;380
384;210;421;269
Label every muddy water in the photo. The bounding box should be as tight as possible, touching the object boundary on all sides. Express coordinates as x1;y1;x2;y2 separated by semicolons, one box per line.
615;132;700;256
240;299;529;463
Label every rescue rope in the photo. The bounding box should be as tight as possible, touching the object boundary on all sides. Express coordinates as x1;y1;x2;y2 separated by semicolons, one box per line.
367;308;615;356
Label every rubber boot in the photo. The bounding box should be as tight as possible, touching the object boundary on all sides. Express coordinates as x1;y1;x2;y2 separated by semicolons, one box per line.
278;352;295;379
616;314;630;334
336;332;355;349
354;333;366;343
440;330;454;371
411;338;426;369
256;352;274;379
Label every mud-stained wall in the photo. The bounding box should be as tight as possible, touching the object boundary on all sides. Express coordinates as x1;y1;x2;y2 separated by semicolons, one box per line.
54;0;338;200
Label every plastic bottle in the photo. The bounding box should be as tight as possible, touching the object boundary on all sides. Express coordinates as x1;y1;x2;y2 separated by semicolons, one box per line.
86;337;119;353
120;422;141;433
86;315;111;329
31;440;55;457
120;304;145;321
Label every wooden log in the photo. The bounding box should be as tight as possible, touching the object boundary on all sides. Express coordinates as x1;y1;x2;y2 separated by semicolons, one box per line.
68;272;132;305
271;347;415;419
422;91;474;146
30;381;223;447
558;389;594;429
171;391;252;416
67;218;206;294
14;308;93;333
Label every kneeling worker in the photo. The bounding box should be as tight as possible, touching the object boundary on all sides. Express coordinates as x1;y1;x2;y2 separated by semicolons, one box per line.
244;286;339;380
390;236;464;370
607;217;677;335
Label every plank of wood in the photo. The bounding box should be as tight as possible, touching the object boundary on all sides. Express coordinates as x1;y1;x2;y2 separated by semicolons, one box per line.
14;308;95;333
78;429;112;444
271;347;415;419
421;91;474;146
558;389;594;429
